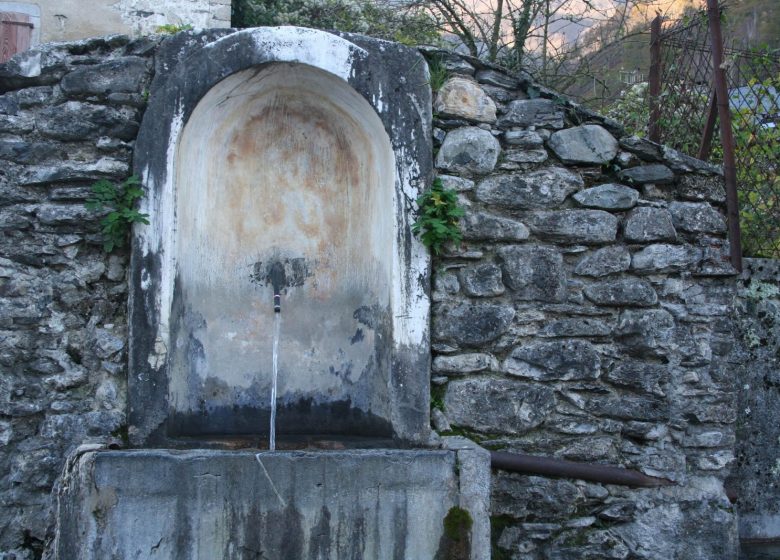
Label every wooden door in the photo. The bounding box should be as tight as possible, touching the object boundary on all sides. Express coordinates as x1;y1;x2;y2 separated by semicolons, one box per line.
1;12;33;63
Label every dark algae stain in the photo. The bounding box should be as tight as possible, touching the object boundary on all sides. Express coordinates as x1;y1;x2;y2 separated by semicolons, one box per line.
436;506;472;560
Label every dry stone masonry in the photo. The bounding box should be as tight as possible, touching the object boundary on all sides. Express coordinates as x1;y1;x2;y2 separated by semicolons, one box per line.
0;29;772;560
425;48;739;559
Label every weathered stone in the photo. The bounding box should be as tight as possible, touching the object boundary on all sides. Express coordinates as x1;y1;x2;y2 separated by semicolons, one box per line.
573;183;639;210
461;263;505;297
631;244;702;273
434;76;497;123
503;340;601;380
539;318;613;337
661;146;721;174
37;101;138;141
475;69;518;89
444;378;555;434
504;148;549;163
668;202;727;234
504;129;543;147
0;140;65;164
530;210;618;244
491;473;584;519
0;44;70;91
584;278;658;307
605;360;668;396
574;246;631;277
35;204;96;226
476;167;582;209
61;57;149;95
548;125;619;165
588;394;668;422
437;174;474;192
20;158;129;185
615;309;675;357
0;113;34;133
597;501;637;523
498;99;565;129
436;126;500;173
677;174;726;203
618;164;674;184
432;353;499;374
619;136;662;161
623;207;677;242
433;302;515;346
497;245;566;302
431;408;451;432
16;86;55;108
461;210;529;242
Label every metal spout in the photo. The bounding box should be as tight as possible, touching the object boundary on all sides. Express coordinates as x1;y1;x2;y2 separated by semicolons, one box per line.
269;261;286;313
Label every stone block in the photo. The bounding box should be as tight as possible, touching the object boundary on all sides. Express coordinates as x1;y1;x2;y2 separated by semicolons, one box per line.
548;125;619;165
476;167;582;209
498;99;564;129
539;317;613;337
461;210;529;242
631;244;702;273
503;340;601;380
438;174;474;192
504;148;549;163
461;263;505;297
436;126;500;173
530;210;618;244
432;353;499;374
618;164;674;184
434;76;497;123
668;202;727;234
444;378;555;434
623;207;677;242
605;360;668;396
475;69;518;89
574;246;631;277
497;245;567;302
573;183;639;210
61;57;149;96
433;302;515;346
677;174;726;203
615;309;675;357
583;278;658;307
504;129;543;147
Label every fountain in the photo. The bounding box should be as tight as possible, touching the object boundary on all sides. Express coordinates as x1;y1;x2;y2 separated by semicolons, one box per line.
54;27;490;559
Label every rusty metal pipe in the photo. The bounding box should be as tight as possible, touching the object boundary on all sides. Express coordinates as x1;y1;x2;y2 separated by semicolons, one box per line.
490;451;674;488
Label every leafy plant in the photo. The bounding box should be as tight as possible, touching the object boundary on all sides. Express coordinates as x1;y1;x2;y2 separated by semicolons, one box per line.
85;175;150;252
155;23;193;34
412;177;464;255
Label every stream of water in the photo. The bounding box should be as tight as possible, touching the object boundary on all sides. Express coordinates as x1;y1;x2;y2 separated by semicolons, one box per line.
270;311;281;451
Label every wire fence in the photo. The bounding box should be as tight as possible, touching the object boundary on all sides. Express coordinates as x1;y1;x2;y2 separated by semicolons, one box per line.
652;4;780;259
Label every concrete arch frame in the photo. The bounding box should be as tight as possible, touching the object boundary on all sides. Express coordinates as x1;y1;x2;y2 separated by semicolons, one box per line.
128;27;433;446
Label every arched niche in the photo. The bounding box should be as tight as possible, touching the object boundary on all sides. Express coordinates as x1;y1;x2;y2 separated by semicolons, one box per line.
129;27;433;446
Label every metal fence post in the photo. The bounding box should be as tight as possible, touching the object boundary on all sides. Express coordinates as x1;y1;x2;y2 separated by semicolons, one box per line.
706;0;742;272
648;14;662;143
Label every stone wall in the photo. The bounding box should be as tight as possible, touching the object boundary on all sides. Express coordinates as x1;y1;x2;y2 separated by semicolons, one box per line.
729;259;780;545
33;0;231;43
0;30;753;559
424;50;740;559
0;35;158;559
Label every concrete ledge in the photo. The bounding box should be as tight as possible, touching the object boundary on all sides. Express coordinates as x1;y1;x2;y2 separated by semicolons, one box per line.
55;449;465;559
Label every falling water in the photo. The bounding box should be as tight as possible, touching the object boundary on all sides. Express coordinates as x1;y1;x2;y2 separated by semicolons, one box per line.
270;310;281;451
